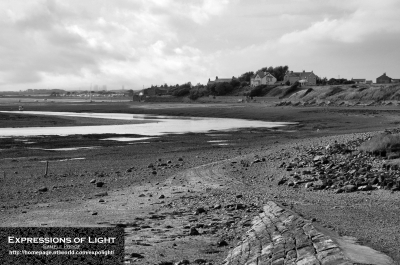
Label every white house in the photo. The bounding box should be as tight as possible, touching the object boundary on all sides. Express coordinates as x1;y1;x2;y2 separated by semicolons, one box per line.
250;71;277;86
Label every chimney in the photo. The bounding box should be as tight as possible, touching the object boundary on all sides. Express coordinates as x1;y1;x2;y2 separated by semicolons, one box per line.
216;76;218;80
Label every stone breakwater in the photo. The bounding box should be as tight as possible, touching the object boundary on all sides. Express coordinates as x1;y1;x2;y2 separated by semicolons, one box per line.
223;201;351;265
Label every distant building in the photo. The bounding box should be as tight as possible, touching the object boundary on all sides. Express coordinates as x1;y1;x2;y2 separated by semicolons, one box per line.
366;80;373;84
283;70;318;85
351;78;366;84
376;73;392;84
207;76;235;86
250;71;277;86
144;87;170;96
392;79;400;83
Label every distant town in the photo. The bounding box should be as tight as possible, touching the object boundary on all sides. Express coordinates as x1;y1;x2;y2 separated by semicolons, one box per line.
1;67;398;100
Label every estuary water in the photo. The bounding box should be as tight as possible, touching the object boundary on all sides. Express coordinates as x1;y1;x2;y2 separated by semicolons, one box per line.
0;111;294;137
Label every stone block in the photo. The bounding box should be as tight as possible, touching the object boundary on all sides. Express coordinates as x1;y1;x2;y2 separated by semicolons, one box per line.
296;255;321;265
316;247;342;260
296;246;316;260
313;239;338;253
286;249;296;260
271;257;284;265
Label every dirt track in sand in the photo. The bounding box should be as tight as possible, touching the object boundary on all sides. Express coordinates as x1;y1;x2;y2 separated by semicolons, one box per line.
1;101;400;264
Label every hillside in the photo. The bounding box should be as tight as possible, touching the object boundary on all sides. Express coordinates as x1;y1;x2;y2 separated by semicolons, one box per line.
276;83;400;105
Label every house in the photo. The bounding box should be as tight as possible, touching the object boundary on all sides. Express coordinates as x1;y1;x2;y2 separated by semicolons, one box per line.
250;71;277;86
366;80;373;84
376;73;392;84
392;79;400;83
283;70;318;85
207;76;235;86
351;78;366;84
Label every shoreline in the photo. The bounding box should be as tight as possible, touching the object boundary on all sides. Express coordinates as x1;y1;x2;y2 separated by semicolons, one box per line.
1;102;400;263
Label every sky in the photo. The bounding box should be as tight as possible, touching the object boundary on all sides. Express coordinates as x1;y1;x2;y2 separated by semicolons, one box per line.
0;0;399;91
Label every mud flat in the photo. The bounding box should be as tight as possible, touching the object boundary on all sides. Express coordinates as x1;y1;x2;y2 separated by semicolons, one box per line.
0;101;400;264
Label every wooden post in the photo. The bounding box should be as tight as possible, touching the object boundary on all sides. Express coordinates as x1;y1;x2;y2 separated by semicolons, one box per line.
44;161;49;176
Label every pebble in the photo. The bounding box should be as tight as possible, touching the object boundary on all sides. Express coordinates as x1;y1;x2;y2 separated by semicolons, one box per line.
189;227;200;235
195;207;206;215
96;182;105;187
94;192;108;197
37;187;48;192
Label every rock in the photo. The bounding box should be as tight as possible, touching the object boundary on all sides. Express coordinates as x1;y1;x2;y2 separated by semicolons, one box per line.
194;259;207;264
213;204;221;209
130;253;144;259
147;163;154;168
38;187;48;192
94;192;108;197
217;240;228;247
90;179;96;183
305;183;313;189
159;194;165;199
138;194;145;197
152;170;157;175
278;179;287;185
195;207;206;215
236;194;243;198
178;157;184;161
189;227;200;235
91;212;98;215
235;204;246;210
335;188;344;194
344;185;357;192
96;182;105;187
175;260;190;265
313;155;324;162
98;199;105;203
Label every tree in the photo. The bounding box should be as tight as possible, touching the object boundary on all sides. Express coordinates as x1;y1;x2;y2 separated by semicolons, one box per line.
215;82;233;95
230;78;241;88
238;71;254;82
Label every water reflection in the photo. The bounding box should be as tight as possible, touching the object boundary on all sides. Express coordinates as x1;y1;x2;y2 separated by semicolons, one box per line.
0;111;294;137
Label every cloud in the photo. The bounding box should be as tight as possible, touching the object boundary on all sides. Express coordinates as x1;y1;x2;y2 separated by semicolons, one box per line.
0;0;232;89
280;0;400;45
0;0;399;90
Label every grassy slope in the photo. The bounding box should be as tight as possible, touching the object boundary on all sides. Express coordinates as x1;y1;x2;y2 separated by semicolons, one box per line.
286;83;400;103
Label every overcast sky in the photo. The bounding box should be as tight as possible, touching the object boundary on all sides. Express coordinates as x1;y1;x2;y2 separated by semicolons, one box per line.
1;0;399;91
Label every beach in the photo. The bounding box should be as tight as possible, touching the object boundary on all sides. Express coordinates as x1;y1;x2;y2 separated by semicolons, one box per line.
0;99;399;264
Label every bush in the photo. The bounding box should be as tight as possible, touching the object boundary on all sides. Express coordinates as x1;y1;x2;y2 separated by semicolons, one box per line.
189;90;201;100
359;134;400;154
249;85;265;97
285;80;290;86
325;86;344;97
215;82;233;95
281;81;300;98
301;88;313;98
172;87;190;97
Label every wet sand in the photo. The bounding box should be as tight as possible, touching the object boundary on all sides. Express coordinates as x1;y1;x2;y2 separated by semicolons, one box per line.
1;100;400;264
